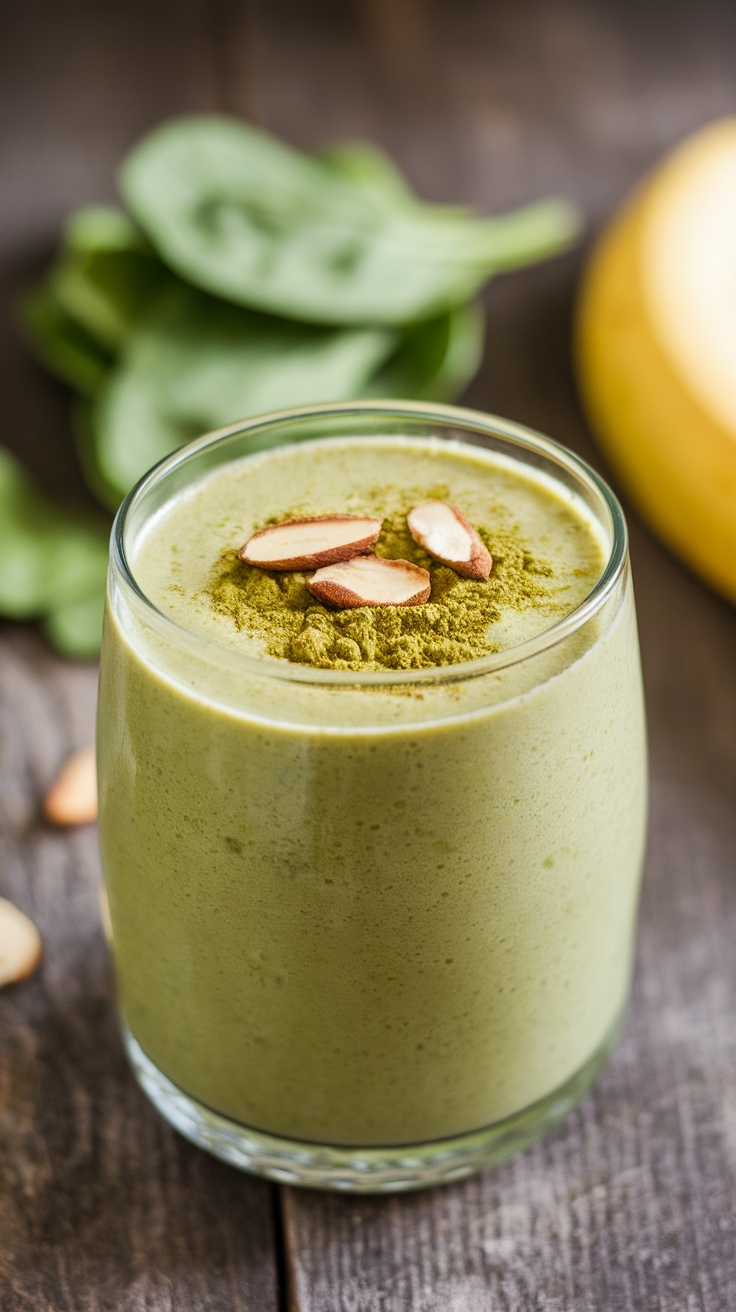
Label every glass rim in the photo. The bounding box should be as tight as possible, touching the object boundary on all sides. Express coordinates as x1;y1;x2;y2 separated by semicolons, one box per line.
110;399;629;689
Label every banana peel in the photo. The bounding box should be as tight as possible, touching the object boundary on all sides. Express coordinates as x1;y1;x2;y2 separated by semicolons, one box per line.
576;119;736;603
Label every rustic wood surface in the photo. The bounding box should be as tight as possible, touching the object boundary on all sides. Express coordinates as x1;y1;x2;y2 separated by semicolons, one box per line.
0;1;735;1309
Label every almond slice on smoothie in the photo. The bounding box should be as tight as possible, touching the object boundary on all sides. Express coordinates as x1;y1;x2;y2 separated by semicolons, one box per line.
0;897;42;987
407;501;492;580
240;515;382;571
309;556;431;608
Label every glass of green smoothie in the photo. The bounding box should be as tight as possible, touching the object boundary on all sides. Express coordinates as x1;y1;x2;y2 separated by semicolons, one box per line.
98;400;647;1192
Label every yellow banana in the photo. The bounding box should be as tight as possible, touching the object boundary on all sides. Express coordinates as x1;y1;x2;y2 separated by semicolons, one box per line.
576;119;736;603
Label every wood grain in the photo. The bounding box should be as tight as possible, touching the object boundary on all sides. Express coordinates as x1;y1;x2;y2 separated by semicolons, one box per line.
0;0;735;1309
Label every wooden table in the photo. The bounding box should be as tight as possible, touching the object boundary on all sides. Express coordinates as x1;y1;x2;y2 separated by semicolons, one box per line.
1;2;735;1308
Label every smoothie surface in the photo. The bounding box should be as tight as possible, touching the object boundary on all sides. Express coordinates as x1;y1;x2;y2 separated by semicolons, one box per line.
132;436;606;672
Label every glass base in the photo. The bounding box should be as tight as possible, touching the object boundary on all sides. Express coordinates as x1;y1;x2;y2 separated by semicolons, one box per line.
124;1017;622;1193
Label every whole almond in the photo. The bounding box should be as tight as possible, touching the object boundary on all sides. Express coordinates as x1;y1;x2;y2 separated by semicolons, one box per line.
43;747;98;826
309;555;431;608
407;501;492;580
240;515;382;571
0;898;42;987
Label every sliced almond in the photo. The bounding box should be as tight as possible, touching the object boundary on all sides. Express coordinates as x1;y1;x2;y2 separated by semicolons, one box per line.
43;747;98;826
240;515;382;571
407;501;492;580
0;897;42;987
309;555;431;608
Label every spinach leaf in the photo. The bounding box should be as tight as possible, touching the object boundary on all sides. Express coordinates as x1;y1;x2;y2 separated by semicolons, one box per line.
317;143;478;225
73;399;126;512
121;116;579;326
366;302;484;402
43;586;106;659
89;282;397;506
63;205;147;255
52;207;169;352
14;118;582;659
20;206;168;393
317;142;415;205
20;284;113;396
0;447;109;645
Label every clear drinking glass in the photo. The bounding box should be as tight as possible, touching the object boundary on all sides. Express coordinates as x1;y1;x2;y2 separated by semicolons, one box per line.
97;400;647;1192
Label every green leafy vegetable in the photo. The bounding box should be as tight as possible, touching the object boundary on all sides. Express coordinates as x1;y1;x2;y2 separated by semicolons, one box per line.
318;142;416;205
51;207;170;352
89;283;397;506
317;143;484;227
0;447;108;653
20;285;112;397
20;205;168;394
43;587;107;659
121;116;579;326
14;113;581;656
63;205;145;255
367;302;484;402
72;399;125;512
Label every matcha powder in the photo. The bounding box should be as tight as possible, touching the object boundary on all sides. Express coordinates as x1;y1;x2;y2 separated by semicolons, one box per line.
206;509;557;672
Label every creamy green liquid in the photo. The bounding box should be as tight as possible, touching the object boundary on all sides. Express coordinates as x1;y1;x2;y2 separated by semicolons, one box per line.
98;436;647;1145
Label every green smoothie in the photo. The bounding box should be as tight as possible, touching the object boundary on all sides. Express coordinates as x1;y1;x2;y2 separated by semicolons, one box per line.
98;431;647;1148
